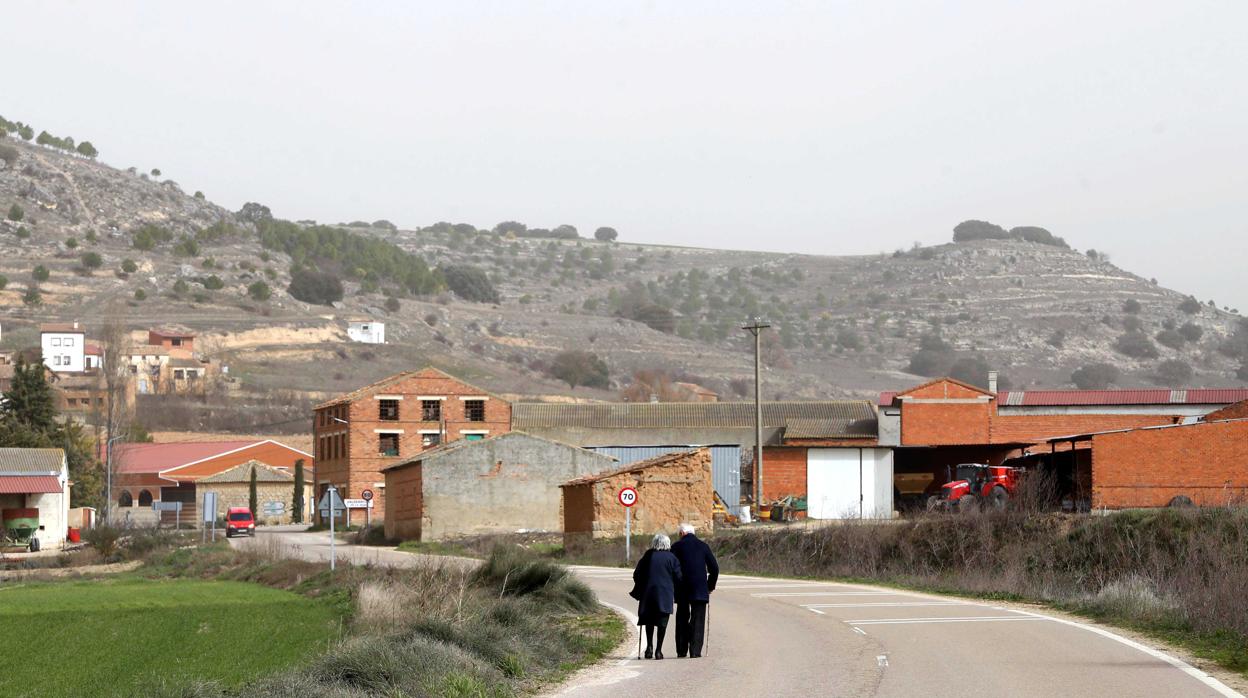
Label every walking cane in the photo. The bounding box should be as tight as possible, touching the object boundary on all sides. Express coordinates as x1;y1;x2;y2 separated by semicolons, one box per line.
637;623;642;660
705;604;710;657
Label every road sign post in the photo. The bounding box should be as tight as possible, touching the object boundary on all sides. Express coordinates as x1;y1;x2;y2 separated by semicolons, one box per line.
318;486;346;572
618;487;637;563
361;489;374;528
202;491;218;543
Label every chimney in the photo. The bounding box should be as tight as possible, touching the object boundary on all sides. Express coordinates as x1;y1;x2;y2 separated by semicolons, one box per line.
73;320;79;330
988;370;998;394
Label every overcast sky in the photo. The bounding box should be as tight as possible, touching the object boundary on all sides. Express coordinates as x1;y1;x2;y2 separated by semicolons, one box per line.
5;2;1247;309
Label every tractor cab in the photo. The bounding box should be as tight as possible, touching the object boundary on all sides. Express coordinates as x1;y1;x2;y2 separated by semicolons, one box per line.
929;463;1024;512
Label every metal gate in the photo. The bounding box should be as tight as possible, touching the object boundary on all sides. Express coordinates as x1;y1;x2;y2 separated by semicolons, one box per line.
588;445;743;517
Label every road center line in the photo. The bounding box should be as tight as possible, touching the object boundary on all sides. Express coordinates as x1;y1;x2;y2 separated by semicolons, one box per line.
807;607;826;615
752;591;894;597
804;601;969;609
845;616;1048;626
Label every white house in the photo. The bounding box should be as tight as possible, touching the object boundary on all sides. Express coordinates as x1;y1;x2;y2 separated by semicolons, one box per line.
347;319;385;344
40;322;86;373
0;447;70;549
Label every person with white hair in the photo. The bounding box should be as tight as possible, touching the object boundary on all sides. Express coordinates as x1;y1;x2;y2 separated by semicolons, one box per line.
629;531;683;659
670;522;719;658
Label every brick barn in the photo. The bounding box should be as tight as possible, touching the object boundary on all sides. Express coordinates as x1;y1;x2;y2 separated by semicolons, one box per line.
314;367;512;525
561;448;714;547
381;432;616;541
196;460;315;524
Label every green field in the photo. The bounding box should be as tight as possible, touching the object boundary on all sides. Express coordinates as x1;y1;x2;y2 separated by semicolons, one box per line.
0;578;341;697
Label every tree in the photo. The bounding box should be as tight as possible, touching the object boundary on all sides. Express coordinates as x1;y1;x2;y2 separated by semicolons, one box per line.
385;296;401;313
632;303;676;333
552;224;579;239
372;219;397;231
952;219;1009;242
150;168;161;177
288;268;344;305
492;220;527;236
238;202;273;224
1;357;58;431
1155;328;1185;350
1178;297;1202;315
948;355;992;388
1178;322;1203;343
292;459;305;524
172;278;190;296
76;141;98;158
248;465;258;518
22;287;41;306
549;350;609;389
0;143;18;167
201;275;225;291
0;274;7;290
32;265;49;282
81;251;103;271
1008;226;1068;248
133;288;147;301
1114;331;1159;359
7;204;23;222
442;264;500;303
594;226;619;242
121;259;138;274
1071;363;1120;389
247;281;272;301
1155;359;1193;385
1122;299;1142;314
131;223;173;250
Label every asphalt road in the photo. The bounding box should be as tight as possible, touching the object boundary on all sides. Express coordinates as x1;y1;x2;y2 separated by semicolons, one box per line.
235;528;1242;698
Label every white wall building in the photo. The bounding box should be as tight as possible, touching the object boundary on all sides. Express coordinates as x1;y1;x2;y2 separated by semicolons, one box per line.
805;447;895;520
0;447;70;549
40;322;86;373
347;320;386;344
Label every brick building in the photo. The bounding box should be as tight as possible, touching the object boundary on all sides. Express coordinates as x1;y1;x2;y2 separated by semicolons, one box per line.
382;432;616;541
561;448;713;547
196;460;314;525
313;367;512;524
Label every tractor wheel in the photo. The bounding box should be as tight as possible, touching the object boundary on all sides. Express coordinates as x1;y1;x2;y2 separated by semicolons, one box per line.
28;537;40;553
1167;495;1194;508
957;495;978;514
989;486;1009;510
926;496;942;513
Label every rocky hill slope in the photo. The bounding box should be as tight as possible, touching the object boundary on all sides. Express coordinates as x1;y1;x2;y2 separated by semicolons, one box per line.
2;131;1245;426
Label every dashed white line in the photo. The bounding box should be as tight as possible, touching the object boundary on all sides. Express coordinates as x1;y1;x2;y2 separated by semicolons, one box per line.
845;616;1048;626
807;607;827;615
752;591;894;597
876;655;889;667
805;601;969;609
852;627;867;635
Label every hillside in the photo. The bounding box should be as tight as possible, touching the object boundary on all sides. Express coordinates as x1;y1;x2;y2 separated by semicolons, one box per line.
2;131;1246;430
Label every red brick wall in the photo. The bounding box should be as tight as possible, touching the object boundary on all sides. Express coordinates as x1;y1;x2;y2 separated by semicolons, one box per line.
991;414;1175;443
313;369;511;524
762;447;807;500
383;463;422;540
1092;420;1248;508
902;402;992;445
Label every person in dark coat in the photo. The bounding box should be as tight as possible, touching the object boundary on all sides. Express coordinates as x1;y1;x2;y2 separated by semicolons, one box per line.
670;522;719;658
630;533;682;659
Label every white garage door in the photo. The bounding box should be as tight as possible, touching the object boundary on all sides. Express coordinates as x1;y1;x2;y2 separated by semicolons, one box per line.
807;449;860;519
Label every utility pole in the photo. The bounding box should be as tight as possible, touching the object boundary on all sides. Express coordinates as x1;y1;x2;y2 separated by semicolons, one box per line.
742;317;771;509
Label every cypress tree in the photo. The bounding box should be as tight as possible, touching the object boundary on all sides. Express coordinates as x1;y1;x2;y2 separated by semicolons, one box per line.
292;459;305;523
1;356;57;431
248;465;258;519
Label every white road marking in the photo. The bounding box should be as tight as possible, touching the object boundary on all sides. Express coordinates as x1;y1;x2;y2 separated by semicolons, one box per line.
1007;609;1244;698
714;583;841;590
804;601;969;609
752;591;894;597
846;616;1049;626
853;627;867;635
807;607;827;615
876;655;889;667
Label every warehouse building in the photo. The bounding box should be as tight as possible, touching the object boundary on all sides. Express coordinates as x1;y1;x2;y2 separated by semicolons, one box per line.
0;448;69;549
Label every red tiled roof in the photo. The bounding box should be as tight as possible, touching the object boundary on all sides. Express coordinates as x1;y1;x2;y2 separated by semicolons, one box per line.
150;328;196;339
879;391;897;406
998;389;1248;407
0;475;62;494
112;441;259;475
40;323;84;334
85;343;104;356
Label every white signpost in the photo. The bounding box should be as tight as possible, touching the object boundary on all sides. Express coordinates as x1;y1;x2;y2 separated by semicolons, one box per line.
201;491;218;543
318;486;346;572
618;486;638;562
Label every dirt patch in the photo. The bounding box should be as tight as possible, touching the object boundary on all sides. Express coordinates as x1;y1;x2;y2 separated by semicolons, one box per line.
205;324;345;350
0;560;142;581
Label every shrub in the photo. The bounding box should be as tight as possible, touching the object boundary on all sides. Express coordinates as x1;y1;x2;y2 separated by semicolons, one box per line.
594;226;618;242
134;288;147;301
247;281;271;301
1155;328;1185;350
385;296;401;312
201;275;224;290
1178;322;1203;343
1155;359;1193;385
835;328;863;351
121;258;138;274
548;350;609;389
15;226;30;239
80;251;102;270
65;237;78;249
83;525;122;559
23;287;41;306
0;143;18;167
442;264;500;303
1122;299;1142;314
1047;329;1067;348
1008;226;1068;248
1071;363;1120;389
32;265;49;282
7;203;23;221
131;223;173;250
172;279;189;295
948;355;992;388
1179;297;1202;314
287;267;343;305
172;237;200;257
1114;331;1159;359
952;219;1008;242
0;274;6;290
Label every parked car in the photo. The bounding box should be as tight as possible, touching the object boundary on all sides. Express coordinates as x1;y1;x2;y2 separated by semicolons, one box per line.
225;507;256;537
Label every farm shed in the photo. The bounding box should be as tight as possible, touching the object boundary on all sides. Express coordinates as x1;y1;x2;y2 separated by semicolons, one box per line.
561;448;713;547
0;448;69;549
382;432;616;541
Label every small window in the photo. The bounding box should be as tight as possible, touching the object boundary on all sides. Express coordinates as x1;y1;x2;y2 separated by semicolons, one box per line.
51;338;62;347
64;337;74;347
129;365;138;374
379;399;400;421
138;490;153;506
465;433;485;441
378;433;400;457
464;399;486;422
421;400;441;421
171;338;182;347
174;369;185;379
422;432;441;449
119;491;133;507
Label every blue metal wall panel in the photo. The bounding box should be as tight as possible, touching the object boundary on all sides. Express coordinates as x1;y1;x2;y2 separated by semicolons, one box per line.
588;445;743;516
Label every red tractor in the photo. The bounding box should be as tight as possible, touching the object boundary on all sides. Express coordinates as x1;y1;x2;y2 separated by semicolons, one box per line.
927;463;1024;512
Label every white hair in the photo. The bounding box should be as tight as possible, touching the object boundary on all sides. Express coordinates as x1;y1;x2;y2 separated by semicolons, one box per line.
678;523;695;536
651;533;672;550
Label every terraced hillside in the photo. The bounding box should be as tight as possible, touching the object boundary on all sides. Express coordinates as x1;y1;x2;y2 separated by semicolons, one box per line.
1;130;1245;429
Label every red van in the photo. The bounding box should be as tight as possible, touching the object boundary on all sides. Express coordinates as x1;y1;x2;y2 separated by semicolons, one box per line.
225;507;256;537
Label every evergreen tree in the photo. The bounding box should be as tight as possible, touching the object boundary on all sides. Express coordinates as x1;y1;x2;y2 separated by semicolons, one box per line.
1;357;57;431
292;459;305;524
249;465;259;518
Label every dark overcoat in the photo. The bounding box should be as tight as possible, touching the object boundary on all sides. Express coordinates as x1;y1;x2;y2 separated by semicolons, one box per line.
671;533;720;603
631;548;683;624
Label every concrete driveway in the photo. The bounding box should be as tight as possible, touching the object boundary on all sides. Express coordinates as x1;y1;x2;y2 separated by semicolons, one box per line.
234;528;1243;698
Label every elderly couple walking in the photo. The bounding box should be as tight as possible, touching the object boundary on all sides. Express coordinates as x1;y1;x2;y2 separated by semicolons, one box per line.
629;523;720;660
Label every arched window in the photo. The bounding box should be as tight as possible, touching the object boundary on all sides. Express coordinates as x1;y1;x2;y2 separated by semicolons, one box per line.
138;490;153;506
118;491;133;507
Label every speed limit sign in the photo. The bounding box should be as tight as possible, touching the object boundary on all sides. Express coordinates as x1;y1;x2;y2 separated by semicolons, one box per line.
618;487;638;508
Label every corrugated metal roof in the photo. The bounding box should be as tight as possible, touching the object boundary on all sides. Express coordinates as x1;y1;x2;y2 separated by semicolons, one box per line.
513;400;875;430
998;389;1248;406
783;417;877;439
0;448;65;474
0;475;63;494
112;441;259;474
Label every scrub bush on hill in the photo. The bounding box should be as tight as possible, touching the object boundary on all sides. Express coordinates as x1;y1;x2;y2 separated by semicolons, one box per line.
287;267;343;305
441;264;500;303
258;220;442;296
1071;362;1120;389
1114;331;1159;359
